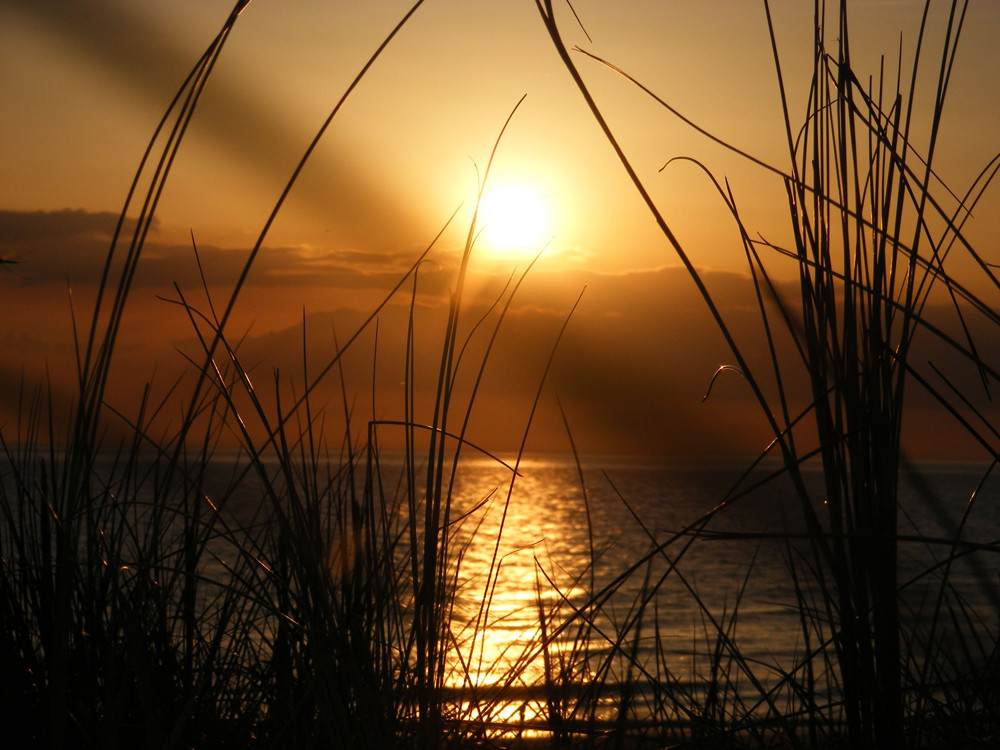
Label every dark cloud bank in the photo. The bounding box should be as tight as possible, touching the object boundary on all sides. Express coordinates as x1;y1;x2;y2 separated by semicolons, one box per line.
0;208;432;292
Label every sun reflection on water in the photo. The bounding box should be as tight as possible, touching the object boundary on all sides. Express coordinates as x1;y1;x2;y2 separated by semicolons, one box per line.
422;454;819;739
431;457;607;736
447;462;583;669
192;451;1000;742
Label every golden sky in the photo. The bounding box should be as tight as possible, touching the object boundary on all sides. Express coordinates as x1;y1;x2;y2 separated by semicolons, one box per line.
2;1;999;458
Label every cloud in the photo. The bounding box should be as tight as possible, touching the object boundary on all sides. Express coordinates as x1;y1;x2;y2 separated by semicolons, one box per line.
0;208;141;243
0;208;445;293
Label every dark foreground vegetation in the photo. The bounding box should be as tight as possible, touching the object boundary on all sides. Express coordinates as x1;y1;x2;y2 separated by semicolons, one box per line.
3;1;999;748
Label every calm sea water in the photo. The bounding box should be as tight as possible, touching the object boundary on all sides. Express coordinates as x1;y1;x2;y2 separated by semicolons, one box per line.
418;453;1000;718
84;448;997;729
7;446;995;740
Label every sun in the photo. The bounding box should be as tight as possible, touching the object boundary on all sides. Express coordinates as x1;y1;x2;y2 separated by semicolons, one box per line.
478;185;550;253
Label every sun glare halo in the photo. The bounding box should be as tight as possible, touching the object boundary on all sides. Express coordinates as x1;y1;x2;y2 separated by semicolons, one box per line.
478;185;550;253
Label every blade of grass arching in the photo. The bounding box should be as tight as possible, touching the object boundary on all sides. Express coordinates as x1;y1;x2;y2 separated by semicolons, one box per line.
576;50;779;180
664;156;828;554
534;0;763;401
79;1;249;394
570;10;999;386
579;0;996;333
573;7;930;260
586;36;991;317
79;7;256;476
195;0;429;364
536;1;834;585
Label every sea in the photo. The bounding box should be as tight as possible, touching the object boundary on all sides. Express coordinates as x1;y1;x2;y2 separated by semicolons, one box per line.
53;448;1000;734
371;452;1000;731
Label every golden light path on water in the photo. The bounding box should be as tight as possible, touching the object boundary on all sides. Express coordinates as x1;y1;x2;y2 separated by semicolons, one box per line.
446;457;597;728
430;454;798;736
436;453;1000;740
202;451;1000;740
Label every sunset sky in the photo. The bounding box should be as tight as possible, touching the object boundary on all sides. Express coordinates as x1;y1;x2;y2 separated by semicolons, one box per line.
2;0;999;459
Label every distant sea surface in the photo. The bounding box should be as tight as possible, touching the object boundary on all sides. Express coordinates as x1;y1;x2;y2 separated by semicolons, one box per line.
421;453;1000;695
195;450;998;719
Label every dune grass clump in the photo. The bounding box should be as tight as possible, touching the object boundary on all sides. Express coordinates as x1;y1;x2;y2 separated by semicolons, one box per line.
4;1;1000;749
537;0;1000;746
0;2;583;747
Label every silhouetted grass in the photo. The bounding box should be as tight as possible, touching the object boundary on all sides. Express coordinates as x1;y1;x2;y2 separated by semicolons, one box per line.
537;0;1000;747
4;1;1000;749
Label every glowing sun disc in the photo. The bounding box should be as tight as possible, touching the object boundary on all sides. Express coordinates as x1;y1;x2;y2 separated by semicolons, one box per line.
479;186;548;251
